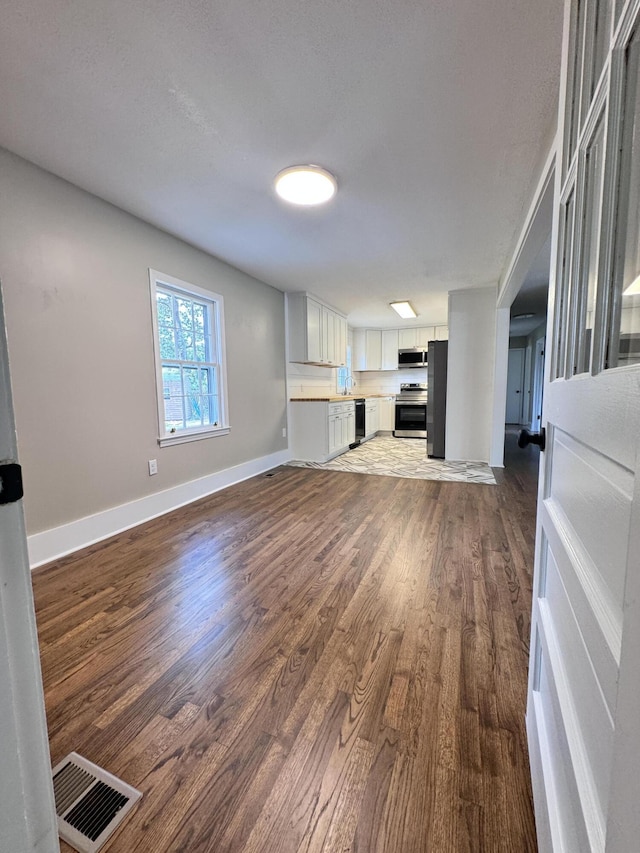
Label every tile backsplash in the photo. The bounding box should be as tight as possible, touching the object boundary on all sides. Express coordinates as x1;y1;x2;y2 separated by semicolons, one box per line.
286;362;427;397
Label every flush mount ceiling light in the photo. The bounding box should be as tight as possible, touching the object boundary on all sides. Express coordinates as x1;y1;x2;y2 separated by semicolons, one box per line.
513;312;535;320
274;165;337;206
390;301;417;319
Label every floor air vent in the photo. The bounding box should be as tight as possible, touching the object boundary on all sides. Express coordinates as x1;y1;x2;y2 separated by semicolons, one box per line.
52;752;141;853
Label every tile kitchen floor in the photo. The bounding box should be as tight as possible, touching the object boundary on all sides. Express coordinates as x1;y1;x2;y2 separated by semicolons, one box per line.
288;435;496;484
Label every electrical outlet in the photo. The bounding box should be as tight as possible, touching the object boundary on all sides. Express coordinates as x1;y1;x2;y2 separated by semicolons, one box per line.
282;427;287;438
148;459;158;476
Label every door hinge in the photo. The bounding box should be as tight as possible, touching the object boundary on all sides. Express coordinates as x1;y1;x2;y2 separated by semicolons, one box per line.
0;463;24;505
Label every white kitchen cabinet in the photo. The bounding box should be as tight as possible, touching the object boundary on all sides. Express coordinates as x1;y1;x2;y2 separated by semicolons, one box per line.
287;292;347;367
354;323;446;371
365;398;379;438
398;328;417;348
305;297;323;363
399;326;435;348
352;329;366;371
290;399;355;462
365;330;382;371
322;305;335;365
381;329;399;370
335;315;347;366
416;326;435;348
344;408;355;446
435;324;448;340
378;396;396;431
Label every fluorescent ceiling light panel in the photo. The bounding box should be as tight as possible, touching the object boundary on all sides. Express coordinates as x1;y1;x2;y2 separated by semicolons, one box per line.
623;274;640;296
390;301;417;319
274;165;337;206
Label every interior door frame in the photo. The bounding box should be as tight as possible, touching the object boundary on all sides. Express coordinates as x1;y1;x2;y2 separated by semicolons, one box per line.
530;336;545;431
526;1;640;850
0;283;59;852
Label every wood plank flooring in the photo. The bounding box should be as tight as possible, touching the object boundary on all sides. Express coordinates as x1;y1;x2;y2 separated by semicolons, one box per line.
32;434;540;852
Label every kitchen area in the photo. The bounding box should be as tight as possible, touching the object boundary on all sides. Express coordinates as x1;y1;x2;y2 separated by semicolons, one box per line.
286;292;449;466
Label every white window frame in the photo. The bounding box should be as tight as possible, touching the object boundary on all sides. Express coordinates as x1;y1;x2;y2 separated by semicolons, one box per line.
149;269;230;446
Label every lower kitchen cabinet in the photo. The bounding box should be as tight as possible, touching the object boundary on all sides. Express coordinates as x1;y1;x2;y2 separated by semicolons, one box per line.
378;396;395;431
290;400;355;462
365;398;379;438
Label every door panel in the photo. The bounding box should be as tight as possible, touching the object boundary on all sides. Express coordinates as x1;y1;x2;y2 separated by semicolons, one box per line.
0;286;59;851
528;2;640;851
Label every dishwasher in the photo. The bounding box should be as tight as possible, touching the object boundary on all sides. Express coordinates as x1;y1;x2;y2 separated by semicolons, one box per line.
351;398;366;447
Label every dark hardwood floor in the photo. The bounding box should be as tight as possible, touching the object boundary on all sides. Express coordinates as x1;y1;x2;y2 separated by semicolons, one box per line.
33;433;540;852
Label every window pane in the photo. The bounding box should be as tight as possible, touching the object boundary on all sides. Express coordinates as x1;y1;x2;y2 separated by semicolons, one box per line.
566;0;587;169
574;115;606;374
201;395;219;426
194;303;207;360
555;190;576;378
608;29;640;367
177;299;193;331
156;293;172;325
183;367;201;426
162;366;184;431
590;0;612;100
159;325;176;359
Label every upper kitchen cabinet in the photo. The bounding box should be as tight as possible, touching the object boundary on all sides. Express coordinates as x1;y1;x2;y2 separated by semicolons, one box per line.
381;329;399;369
287;292;347;367
354;328;400;371
398;326;450;348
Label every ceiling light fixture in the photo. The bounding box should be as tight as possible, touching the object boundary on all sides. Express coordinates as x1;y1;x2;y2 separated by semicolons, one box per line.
513;312;535;320
390;301;417;319
623;274;640;296
274;165;337;206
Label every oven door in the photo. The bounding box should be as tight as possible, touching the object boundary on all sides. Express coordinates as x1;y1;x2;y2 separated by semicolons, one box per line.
394;401;427;438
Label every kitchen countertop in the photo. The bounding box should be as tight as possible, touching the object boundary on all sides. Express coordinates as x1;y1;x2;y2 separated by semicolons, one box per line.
290;394;394;402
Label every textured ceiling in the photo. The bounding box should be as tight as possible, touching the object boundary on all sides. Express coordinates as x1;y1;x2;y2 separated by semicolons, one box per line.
0;0;563;328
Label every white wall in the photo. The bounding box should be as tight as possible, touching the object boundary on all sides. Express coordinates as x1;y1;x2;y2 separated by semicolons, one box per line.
0;148;287;540
446;286;498;463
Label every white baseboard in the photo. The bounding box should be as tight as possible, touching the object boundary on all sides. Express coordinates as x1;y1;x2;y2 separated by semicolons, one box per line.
28;448;292;569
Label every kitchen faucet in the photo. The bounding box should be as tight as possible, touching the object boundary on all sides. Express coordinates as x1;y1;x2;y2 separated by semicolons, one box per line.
342;375;355;395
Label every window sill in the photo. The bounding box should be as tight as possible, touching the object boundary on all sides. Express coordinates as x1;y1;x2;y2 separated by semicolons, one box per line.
158;426;231;447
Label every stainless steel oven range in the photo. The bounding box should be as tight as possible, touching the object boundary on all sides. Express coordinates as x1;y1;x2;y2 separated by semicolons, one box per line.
394;383;427;438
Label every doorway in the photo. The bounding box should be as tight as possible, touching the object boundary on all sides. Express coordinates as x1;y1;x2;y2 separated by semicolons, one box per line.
506;347;526;423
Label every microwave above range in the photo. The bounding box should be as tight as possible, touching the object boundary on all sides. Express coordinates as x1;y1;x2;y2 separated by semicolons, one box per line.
398;347;427;369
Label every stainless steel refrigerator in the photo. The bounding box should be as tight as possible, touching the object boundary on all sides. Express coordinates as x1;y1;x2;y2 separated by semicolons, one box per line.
427;340;447;458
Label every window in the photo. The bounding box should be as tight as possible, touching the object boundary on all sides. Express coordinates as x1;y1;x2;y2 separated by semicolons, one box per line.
336;341;353;393
150;270;229;446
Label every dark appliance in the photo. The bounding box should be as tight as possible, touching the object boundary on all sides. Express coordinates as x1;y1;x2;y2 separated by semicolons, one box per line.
394;383;427;438
398;347;428;369
354;398;366;444
427;340;448;458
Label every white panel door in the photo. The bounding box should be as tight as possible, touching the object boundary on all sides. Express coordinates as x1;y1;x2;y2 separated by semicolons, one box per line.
506;348;525;422
528;4;640;853
0;285;59;851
